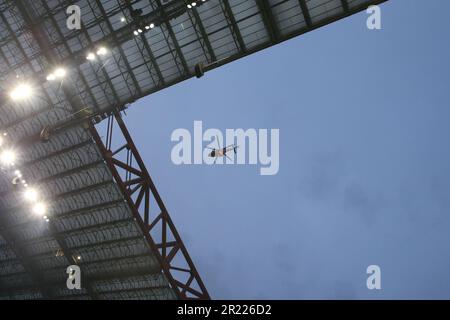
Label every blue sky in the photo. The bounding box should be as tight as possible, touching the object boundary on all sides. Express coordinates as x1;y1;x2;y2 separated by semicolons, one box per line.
119;0;450;299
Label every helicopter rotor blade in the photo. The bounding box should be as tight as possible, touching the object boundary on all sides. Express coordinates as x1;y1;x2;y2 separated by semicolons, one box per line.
216;135;221;150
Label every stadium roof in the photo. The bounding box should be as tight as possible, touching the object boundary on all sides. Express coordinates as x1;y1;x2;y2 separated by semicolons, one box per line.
0;0;387;299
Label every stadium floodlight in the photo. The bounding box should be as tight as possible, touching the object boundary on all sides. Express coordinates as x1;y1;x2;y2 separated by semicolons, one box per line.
97;47;108;56
33;202;46;216
138;28;143;33
0;150;16;166
134;30;139;36
46;74;56;81
150;23;155;28
86;52;96;60
186;1;202;8
54;68;67;78
24;188;39;202
10;83;33;101
120;17;126;22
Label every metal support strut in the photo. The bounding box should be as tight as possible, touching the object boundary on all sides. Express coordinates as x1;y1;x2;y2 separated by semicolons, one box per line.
89;111;210;300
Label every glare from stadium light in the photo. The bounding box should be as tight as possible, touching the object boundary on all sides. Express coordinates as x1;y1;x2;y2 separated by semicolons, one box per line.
138;28;143;33
10;83;33;101
54;68;67;78
33;203;47;216
134;30;139;36
120;17;126;22
97;47;108;56
46;74;56;81
86;52;96;60
0;150;16;166
187;4;191;8
24;188;39;202
150;23;155;28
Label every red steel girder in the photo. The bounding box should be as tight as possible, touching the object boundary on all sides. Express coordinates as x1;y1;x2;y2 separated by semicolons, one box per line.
89;111;209;300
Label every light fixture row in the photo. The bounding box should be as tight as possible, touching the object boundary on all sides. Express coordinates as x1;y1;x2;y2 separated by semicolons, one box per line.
131;0;208;36
1;144;80;259
46;67;67;82
0;139;49;221
4;48;110;222
86;46;108;61
7;46;110;100
133;23;155;36
187;0;207;9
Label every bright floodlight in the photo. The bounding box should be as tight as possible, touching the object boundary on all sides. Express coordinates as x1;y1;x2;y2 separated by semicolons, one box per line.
86;52;96;60
54;68;66;78
0;150;16;166
120;17;126;22
33;203;46;216
150;23;155;28
24;188;39;202
97;47;107;56
10;83;32;101
0;136;3;147
46;74;56;81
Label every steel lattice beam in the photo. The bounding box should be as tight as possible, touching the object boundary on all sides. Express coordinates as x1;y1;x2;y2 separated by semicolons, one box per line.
89;111;209;299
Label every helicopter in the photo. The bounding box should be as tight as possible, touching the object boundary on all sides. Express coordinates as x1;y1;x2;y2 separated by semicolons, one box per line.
205;135;239;164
